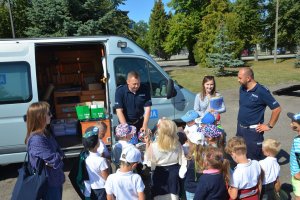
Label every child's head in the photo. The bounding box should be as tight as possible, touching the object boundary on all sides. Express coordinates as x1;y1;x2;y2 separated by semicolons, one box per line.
177;131;188;145
82;126;100;151
201;124;223;147
96;121;107;139
120;146;142;169
115;123;136;141
287;112;300;133
157;118;179;151
262;138;281;157
225;136;247;157
203;146;230;183
186;131;205;170
181;110;199;126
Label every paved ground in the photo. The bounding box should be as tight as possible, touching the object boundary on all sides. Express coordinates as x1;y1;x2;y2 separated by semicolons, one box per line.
0;59;299;199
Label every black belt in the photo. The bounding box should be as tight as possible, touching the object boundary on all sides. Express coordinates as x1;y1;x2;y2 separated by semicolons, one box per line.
239;124;258;129
128;116;144;125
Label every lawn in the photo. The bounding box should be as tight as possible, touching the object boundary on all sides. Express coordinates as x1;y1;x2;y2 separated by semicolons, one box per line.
167;58;300;93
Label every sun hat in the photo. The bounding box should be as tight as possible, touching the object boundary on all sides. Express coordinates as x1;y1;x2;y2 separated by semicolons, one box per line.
120;146;142;163
201;112;215;125
115;123;136;138
287;112;300;123
201;124;222;138
186;131;204;145
181;110;199;123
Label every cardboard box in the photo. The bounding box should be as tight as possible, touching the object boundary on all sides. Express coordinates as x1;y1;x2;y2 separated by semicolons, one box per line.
90;105;105;119
88;83;102;90
51;118;78;136
75;104;90;120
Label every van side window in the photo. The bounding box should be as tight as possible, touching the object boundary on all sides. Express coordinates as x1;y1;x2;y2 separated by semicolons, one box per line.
0;62;32;104
114;58;167;98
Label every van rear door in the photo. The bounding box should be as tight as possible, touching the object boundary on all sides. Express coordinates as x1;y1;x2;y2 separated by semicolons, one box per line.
0;41;37;164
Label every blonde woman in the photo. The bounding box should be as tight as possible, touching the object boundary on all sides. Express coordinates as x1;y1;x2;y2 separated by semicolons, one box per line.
24;102;65;200
145;118;183;200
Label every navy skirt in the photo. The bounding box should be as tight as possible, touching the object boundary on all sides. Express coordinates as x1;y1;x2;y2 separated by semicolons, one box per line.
151;164;180;198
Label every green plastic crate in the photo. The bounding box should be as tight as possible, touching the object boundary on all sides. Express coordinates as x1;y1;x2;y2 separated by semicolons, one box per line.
91;106;105;119
75;105;90;120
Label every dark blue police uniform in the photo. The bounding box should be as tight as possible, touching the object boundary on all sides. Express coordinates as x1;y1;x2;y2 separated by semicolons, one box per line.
237;83;280;160
115;83;152;131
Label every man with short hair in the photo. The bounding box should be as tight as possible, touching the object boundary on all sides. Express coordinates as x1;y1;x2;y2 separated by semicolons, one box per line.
237;67;281;160
115;71;152;135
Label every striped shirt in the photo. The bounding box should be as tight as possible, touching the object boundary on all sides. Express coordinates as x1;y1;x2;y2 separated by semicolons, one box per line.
290;135;300;176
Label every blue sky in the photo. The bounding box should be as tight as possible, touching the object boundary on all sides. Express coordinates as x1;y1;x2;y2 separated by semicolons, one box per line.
118;0;171;23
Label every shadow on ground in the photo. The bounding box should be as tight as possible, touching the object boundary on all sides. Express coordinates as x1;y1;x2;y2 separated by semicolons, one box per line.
273;85;300;97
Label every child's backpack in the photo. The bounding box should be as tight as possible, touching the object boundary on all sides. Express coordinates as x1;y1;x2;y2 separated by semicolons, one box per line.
68;150;90;200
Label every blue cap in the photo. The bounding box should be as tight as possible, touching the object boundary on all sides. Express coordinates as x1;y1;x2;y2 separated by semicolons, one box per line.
181;110;199;122
201;112;215;124
287;112;300;123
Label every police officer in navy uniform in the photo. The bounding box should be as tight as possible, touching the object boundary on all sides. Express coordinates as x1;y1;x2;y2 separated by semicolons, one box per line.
115;71;152;135
237;67;281;160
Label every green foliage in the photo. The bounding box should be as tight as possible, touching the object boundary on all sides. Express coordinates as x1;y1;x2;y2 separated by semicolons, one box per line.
148;0;171;60
25;0;133;37
0;2;11;38
232;0;264;49
207;24;244;76
295;52;300;68
133;20;150;52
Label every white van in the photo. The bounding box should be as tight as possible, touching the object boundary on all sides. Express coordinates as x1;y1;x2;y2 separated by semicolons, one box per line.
0;36;195;165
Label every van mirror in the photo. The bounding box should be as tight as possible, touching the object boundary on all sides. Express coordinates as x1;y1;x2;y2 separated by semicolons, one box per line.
166;79;177;99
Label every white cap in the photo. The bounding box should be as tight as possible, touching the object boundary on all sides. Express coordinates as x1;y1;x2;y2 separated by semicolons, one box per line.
120;147;142;163
186;131;204;145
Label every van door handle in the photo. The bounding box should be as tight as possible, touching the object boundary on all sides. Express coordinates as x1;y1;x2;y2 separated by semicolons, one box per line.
181;99;186;102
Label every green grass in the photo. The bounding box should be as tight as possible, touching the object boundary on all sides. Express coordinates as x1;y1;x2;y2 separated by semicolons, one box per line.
167;58;300;93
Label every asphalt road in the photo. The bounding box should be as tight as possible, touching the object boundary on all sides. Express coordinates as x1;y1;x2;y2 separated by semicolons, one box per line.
0;60;299;199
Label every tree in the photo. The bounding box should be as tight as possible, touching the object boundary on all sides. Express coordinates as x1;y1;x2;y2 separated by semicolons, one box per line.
232;0;265;60
0;1;11;38
194;0;242;66
25;0;133;37
165;0;210;65
207;24;244;76
148;0;171;60
133;20;150;52
264;0;300;53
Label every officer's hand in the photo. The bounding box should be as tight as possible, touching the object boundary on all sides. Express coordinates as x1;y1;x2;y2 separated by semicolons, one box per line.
256;123;271;133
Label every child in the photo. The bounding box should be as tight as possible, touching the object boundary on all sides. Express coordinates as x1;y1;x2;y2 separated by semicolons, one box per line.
179;131;204;200
83;126;110;200
96;121;110;159
225;137;261;200
259;138;281;200
287;112;300;200
194;146;230;200
201;124;224;149
112;123;136;166
105;146;145;200
181;110;201;135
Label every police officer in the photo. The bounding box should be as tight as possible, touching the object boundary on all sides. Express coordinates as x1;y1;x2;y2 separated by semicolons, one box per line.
115;71;152;134
237;67;281;160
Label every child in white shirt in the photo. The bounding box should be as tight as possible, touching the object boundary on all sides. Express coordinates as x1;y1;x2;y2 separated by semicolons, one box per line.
259;138;281;200
83;126;109;200
225;136;261;200
96;121;110;159
105;146;145;200
112;123;136;166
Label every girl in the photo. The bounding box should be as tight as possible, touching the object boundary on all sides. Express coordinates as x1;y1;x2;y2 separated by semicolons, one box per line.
145;118;183;200
194;76;226;118
25;101;65;200
194;146;230;200
179;131;204;200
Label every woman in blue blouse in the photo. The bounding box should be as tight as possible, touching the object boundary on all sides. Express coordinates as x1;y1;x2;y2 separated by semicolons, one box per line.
194;76;226;119
24;101;65;200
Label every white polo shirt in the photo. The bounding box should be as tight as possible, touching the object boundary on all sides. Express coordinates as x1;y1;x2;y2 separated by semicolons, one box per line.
230;159;261;189
97;139;110;158
105;169;145;200
85;152;109;189
259;156;280;185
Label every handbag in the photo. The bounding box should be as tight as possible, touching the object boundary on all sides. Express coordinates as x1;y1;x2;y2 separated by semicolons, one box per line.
11;152;48;200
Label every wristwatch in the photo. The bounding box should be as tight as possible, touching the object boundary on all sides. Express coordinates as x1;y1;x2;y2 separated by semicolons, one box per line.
267;123;273;129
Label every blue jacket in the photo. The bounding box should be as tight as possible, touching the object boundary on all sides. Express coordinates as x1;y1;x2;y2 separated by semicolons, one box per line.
28;133;65;187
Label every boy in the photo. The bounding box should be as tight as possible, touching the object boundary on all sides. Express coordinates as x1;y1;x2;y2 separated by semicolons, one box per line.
83;126;110;200
105;146;145;200
259;139;281;200
225;136;261;200
96;121;110;159
287;112;300;200
112;123;136;166
181;110;200;134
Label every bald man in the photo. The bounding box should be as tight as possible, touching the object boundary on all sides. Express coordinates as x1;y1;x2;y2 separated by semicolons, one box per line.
237;67;281;160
